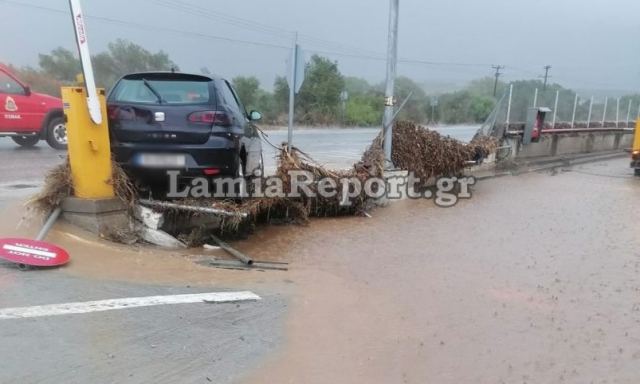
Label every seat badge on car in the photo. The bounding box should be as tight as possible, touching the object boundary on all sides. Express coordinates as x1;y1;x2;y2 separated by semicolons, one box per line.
154;112;166;122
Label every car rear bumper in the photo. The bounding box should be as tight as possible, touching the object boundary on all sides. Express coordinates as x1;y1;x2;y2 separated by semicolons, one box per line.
112;135;239;181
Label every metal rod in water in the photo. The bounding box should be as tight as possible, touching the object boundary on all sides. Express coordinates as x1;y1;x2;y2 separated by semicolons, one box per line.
35;207;62;241
139;200;247;218
210;235;253;265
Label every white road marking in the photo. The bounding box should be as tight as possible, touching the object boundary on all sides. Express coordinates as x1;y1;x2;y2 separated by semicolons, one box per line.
0;291;261;320
3;244;56;258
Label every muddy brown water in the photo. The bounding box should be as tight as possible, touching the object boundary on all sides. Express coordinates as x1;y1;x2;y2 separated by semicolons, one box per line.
2;159;640;383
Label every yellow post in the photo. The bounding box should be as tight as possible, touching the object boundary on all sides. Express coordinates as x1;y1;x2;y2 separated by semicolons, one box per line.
61;87;114;199
634;118;640;154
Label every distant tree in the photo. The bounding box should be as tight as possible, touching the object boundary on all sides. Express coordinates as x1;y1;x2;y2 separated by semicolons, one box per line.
38;47;80;83
296;55;345;124
232;76;260;110
273;75;290;117
344;76;373;96
9;65;63;97
394;76;428;122
467;76;507;97
92;39;178;88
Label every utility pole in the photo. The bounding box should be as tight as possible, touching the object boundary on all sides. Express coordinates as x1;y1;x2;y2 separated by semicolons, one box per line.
541;65;552;91
491;65;504;97
286;32;304;151
382;0;399;169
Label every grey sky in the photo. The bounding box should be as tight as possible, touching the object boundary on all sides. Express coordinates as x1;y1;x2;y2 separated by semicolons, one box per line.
2;0;639;93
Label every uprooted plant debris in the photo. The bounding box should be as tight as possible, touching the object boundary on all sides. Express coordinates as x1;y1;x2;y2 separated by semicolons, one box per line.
28;120;498;246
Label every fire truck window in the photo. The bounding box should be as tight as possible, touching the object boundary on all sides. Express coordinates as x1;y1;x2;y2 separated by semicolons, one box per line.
0;72;25;95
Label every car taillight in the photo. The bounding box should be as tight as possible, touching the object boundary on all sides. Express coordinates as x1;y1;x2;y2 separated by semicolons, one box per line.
188;111;231;126
633;150;640;160
203;168;221;176
107;106;135;121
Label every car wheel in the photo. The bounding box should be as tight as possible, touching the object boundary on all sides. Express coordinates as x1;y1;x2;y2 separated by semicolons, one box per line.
635;168;640;177
243;153;264;196
45;117;67;150
11;135;40;148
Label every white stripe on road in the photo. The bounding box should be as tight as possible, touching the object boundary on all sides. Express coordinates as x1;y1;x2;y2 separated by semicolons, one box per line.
3;244;56;258
0;291;261;320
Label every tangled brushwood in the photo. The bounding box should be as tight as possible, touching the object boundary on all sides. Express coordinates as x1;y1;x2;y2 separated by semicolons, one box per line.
28;158;137;215
385;121;498;185
28;121;498;245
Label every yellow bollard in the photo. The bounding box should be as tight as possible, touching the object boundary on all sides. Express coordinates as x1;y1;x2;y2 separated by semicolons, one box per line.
61;87;114;199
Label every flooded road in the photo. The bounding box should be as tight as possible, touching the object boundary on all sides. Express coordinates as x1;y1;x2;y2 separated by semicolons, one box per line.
0;153;638;383
241;157;640;384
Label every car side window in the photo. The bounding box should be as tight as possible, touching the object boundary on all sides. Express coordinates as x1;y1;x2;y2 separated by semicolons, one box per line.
226;82;249;117
0;72;25;95
221;81;247;118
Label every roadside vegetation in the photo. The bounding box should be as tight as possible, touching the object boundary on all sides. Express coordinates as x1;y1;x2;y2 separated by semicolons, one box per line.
5;39;640;127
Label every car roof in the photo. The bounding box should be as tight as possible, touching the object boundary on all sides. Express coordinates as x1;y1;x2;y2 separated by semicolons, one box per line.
121;72;221;82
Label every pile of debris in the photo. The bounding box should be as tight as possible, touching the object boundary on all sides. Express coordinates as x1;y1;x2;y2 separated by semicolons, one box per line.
387;121;497;185
29;120;498;246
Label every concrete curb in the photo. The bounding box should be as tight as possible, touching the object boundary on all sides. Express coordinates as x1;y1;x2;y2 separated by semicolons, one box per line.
471;151;628;181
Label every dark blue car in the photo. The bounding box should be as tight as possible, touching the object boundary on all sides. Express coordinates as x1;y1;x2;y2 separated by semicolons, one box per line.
107;72;263;185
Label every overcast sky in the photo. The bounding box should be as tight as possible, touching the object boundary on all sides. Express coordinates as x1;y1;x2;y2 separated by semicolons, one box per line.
2;0;639;94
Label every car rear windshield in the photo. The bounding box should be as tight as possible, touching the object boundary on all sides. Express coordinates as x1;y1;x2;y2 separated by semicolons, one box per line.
110;78;211;105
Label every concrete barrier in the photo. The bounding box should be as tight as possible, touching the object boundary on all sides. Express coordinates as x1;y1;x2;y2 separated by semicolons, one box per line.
506;130;633;160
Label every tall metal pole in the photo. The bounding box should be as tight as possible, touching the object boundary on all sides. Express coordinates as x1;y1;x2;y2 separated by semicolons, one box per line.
616;97;620;127
382;0;399;169
492;65;504;97
542;65;552;91
571;94;578;128
287;32;299;151
601;97;608;126
626;99;632;126
533;88;538;108
505;83;513;126
587;96;594;128
552;90;559;128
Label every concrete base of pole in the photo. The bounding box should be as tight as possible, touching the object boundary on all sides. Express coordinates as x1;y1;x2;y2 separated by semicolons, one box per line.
61;197;130;238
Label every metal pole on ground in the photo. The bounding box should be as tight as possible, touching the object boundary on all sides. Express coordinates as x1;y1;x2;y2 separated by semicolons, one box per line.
533;88;538;108
616;97;620;127
571;94;578;128
552;90;559;128
627;99;632;126
382;0;399;170
505;83;513;126
602;97;608;126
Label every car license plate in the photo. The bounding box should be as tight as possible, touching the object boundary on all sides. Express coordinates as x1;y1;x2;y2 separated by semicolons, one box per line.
138;154;186;168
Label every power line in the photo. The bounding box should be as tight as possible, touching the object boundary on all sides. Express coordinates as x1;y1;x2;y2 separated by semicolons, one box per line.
155;0;387;59
0;0;290;51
